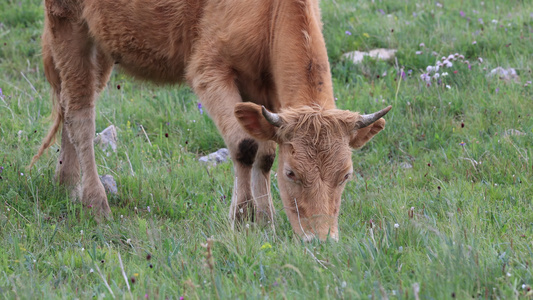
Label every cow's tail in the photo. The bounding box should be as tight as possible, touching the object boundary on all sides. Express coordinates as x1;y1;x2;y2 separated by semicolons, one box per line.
29;38;63;170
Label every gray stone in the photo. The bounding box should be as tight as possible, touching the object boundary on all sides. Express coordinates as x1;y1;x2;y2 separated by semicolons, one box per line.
99;175;118;194
94;125;117;155
199;148;230;166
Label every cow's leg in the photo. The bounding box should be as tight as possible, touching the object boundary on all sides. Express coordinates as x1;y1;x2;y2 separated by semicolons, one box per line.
188;71;259;226
46;36;113;204
42;28;81;198
251;141;276;224
50;20;111;218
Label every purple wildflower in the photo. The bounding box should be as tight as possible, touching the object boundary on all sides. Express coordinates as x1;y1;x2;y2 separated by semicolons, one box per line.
460;11;465;17
147;206;151;213
495;87;499;93
460;141;466;146
420;73;431;84
478;18;484;24
379;9;385;15
197;103;203;115
0;88;2;96
345;30;352;36
0;166;3;173
401;70;406;80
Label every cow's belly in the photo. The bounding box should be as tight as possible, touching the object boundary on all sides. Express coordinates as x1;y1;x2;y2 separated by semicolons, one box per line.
83;0;201;83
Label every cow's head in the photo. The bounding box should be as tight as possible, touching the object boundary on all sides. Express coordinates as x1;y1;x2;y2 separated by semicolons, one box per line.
235;103;390;241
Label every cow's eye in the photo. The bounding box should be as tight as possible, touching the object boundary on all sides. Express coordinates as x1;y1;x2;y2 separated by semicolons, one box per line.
340;173;352;185
286;170;297;181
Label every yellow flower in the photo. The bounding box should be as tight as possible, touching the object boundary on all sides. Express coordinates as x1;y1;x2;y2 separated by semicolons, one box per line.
363;33;370;38
260;243;272;250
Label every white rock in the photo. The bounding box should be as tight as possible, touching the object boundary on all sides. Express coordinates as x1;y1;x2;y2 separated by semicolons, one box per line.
399;162;413;169
94;125;118;155
342;48;397;64
199;148;230;166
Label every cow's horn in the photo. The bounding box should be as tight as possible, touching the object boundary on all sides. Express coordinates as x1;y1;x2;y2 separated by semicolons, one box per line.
262;106;283;127
357;105;392;129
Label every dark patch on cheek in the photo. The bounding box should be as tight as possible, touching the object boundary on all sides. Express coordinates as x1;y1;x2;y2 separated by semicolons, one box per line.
236;138;258;166
259;154;275;173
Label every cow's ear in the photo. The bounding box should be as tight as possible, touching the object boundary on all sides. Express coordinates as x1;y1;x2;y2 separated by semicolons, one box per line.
235;103;279;141
349;118;386;149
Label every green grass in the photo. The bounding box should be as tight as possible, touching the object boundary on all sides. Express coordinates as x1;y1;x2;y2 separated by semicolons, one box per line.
1;0;533;298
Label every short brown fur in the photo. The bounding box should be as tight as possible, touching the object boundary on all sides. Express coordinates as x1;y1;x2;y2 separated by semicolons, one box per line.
33;0;389;240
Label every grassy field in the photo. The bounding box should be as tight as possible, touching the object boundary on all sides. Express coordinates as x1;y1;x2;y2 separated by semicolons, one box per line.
1;0;532;298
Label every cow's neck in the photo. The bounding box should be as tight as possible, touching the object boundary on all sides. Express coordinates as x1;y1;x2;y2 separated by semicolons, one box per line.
269;0;335;110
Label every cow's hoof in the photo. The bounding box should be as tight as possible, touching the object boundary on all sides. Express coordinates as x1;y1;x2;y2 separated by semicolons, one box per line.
82;187;112;222
69;184;82;202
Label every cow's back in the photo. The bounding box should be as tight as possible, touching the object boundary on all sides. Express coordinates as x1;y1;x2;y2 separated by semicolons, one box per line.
81;0;205;83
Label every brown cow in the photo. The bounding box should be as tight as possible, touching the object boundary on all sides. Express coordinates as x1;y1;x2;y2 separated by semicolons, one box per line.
32;0;390;241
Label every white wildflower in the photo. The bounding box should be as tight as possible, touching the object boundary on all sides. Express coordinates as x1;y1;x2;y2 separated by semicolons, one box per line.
472;41;477;45
394;223;400;228
442;72;449;76
478;57;483;63
433;73;440;80
446;85;451;89
419;42;425;47
443;60;453;68
415;51;423;55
